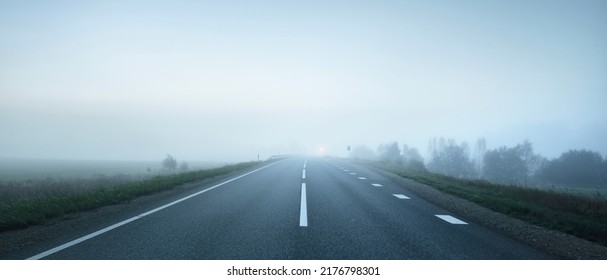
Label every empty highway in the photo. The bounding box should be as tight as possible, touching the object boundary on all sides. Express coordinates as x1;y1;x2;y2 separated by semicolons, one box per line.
19;157;551;259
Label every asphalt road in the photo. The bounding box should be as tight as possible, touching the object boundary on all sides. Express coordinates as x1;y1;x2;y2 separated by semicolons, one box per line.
22;157;552;259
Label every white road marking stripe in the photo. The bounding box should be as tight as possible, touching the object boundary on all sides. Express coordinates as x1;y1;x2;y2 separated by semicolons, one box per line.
358;177;367;180
344;169;349;172
300;183;308;227
350;172;357;175
371;183;383;187
302;169;306;179
435;215;468;225
393;194;410;199
26;161;283;260
303;160;307;169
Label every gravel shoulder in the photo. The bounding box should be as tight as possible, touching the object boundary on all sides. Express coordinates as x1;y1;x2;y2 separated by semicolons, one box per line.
366;163;607;259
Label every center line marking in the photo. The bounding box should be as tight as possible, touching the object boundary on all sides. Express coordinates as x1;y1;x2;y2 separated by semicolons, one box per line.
350;172;357;175
300;183;308;227
302;169;306;179
358;177;367;180
393;194;410;199
371;183;383;187
435;215;468;225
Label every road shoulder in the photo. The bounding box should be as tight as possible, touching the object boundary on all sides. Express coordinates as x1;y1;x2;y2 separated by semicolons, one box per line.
363;163;607;259
0;166;263;259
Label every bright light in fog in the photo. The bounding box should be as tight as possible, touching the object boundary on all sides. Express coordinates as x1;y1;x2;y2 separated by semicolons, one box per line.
317;146;326;156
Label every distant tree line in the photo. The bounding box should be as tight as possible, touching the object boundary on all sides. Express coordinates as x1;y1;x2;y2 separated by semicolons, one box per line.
350;138;607;189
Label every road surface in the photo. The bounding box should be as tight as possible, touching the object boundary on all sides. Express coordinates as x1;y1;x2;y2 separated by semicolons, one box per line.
19;157;552;259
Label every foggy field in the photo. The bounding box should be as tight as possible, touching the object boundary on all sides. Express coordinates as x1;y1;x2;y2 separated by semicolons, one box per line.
0;161;259;232
0;157;227;208
0;158;223;181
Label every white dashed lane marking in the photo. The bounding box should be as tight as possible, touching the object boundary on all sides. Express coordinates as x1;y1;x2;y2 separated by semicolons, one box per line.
330;162;469;227
435;215;468;225
300;183;308;227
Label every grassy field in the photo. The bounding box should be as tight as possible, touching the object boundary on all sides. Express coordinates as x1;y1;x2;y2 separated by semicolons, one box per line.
369;162;607;247
0;161;259;232
0;158;223;181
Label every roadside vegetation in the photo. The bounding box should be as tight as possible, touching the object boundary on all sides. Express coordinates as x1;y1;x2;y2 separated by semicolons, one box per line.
368;161;607;247
351;138;607;247
0;161;259;232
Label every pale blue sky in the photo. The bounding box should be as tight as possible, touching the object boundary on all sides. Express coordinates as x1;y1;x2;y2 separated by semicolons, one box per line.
1;0;606;161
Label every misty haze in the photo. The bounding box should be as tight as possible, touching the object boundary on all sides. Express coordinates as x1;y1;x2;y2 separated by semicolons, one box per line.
1;0;606;263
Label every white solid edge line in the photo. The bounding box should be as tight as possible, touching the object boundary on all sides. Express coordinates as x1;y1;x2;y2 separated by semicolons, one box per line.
26;161;283;260
300;183;308;227
435;215;468;225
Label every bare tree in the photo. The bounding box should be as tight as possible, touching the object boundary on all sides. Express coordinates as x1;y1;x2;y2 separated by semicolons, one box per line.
427;137;474;178
162;154;177;171
402;144;426;171
377;142;402;165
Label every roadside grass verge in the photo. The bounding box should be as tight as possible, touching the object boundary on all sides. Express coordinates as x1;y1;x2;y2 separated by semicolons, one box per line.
368;162;607;247
0;161;259;232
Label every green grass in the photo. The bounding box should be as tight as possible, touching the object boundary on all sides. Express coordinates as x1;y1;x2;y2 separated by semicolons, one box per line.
0;161;259;232
369;162;607;247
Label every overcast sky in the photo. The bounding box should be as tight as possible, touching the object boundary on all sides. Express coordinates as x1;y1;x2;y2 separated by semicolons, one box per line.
1;0;606;162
